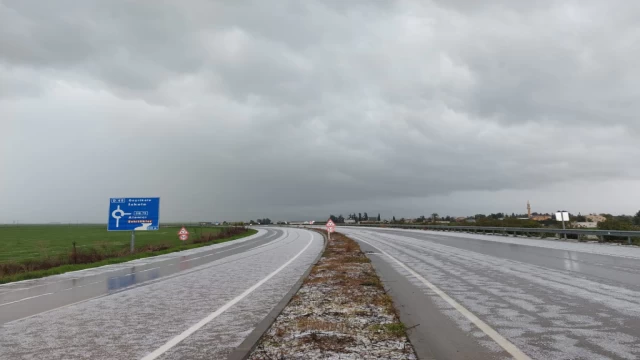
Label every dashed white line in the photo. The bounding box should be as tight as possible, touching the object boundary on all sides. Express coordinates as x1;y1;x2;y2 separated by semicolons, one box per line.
356;236;532;360
140;231;314;360
0;292;54;307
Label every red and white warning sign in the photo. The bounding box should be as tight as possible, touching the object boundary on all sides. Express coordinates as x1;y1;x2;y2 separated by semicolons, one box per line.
178;227;189;241
326;219;336;233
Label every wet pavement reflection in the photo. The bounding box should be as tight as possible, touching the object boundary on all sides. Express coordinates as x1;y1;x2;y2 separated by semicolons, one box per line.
0;228;282;324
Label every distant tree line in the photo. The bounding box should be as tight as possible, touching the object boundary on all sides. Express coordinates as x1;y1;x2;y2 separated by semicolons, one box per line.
328;213;381;223
247;219;272;225
324;210;640;232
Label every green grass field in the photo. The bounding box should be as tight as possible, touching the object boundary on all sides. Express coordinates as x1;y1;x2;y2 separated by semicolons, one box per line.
0;224;257;284
0;225;238;263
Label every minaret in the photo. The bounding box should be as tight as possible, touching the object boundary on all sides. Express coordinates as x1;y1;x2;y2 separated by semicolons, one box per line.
527;201;532;219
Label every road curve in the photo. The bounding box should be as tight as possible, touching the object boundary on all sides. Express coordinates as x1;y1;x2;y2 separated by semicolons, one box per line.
0;227;323;359
342;227;640;360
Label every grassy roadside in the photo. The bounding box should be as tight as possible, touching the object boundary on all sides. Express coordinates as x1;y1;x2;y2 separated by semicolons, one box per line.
0;229;257;284
0;225;234;262
249;231;416;359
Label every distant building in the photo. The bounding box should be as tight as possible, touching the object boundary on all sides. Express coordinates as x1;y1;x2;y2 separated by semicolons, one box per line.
586;214;607;223
531;215;551;221
344;219;356;224
573;222;598;228
527;201;551;221
455;217;467;222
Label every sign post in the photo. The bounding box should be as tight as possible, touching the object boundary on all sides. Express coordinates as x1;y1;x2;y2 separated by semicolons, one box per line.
108;198;160;253
326;219;336;241
555;211;570;240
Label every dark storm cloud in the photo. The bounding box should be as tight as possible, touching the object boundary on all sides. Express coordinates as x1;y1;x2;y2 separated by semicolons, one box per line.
1;0;639;223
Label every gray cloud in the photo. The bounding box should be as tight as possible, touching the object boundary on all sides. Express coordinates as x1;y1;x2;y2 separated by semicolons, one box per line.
1;0;639;223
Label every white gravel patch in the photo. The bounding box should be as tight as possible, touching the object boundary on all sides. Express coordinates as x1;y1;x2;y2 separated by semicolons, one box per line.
249;232;417;360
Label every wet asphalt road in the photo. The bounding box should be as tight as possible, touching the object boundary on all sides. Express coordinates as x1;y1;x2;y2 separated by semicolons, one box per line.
0;227;323;359
343;227;640;360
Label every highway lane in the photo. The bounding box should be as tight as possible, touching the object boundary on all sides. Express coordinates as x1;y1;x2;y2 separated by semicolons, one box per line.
0;228;283;324
342;227;640;360
0;227;323;359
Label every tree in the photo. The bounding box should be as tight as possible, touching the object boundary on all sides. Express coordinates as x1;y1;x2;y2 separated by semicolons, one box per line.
329;215;338;223
377;213;381;221
431;213;439;222
364;212;369;221
392;216;397;223
337;214;345;223
634;210;640;226
358;213;362;222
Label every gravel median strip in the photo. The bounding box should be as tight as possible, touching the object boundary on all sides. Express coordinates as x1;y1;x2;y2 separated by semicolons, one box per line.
248;231;417;359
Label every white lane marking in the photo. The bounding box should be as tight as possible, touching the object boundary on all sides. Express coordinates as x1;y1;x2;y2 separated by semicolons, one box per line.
138;267;160;273
356;236;532;360
141;231;314;360
0;292;54;307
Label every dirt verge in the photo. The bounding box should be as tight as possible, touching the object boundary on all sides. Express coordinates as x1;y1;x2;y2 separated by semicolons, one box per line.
248;231;417;359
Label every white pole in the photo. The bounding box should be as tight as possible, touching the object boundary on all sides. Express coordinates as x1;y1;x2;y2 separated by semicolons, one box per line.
131;230;135;253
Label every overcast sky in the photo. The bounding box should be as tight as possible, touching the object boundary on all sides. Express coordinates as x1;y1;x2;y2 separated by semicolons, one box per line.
1;0;639;223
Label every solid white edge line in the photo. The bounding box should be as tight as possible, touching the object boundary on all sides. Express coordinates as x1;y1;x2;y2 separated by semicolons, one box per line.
140;230;315;360
355;236;532;360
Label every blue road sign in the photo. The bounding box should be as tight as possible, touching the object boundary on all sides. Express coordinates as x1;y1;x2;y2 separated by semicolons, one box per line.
108;197;160;231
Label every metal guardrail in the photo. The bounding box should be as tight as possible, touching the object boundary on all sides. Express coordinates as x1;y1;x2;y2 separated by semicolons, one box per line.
339;224;640;244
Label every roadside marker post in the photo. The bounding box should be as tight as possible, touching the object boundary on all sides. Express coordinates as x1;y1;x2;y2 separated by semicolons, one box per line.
326;219;336;241
178;227;190;241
